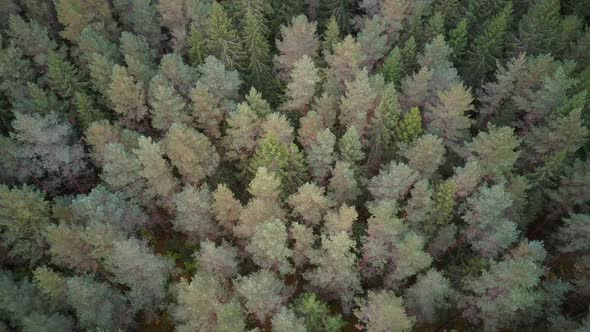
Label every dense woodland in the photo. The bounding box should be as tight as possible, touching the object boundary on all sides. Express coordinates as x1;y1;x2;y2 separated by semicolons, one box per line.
0;0;589;331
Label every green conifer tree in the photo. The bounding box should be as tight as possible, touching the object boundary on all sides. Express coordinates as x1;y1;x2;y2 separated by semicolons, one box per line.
242;8;275;99
463;3;512;85
206;1;244;70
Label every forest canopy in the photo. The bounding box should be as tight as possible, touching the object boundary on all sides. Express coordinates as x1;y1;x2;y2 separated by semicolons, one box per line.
0;0;590;331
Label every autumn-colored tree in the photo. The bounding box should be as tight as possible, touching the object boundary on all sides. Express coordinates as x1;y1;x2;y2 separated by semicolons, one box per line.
163;123;219;185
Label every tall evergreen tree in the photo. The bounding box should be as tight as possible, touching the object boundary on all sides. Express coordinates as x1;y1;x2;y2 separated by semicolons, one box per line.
463;3;512;86
205;2;244;70
242;8;275;100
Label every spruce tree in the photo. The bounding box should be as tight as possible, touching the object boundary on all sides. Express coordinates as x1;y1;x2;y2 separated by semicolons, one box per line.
46;51;84;100
380;47;405;87
242;8;275;99
396;107;424;144
463;3;512;85
205;2;244;70
448;18;468;62
511;0;562;56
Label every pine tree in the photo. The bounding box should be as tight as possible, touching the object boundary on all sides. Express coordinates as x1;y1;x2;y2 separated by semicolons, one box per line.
338;68;377;137
189;83;223;139
324;35;365;95
405;269;453;323
304;231;361;313
261;113;295;146
101;143;152;204
306;128;336;182
120;32;157;87
107;65;149;126
0;185;50;265
148;79;190;131
369;162;418;203
196;55;241;106
400;67;433;110
235;269;286;323
324;203;357;234
402;134;446;179
463;184;519;257
466;125;521;180
272;307;307;332
555;214;590;254
163;123;219;185
451;160;482;199
222;103;261;161
261;113;294;145
288;182;331;226
403;179;435;232
274;14;320;80
236;167;285;238
246;219;293;275
134;136;179;211
463;3;512;85
9;112;89;193
355;290;415;332
425;84;474;150
105;237;173;313
171;272;246;331
65;275;131;330
378;0;414;41
157;0;190;52
55;0;118;43
174;184;218;242
205;2;244;70
70;186;147;235
461;240;546;330
212;183;242;235
282;55;320;113
298;111;324;149
357;15;388;70
328;161;361;205
195;240;239;279
157;53;197;96
477;53;527;127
